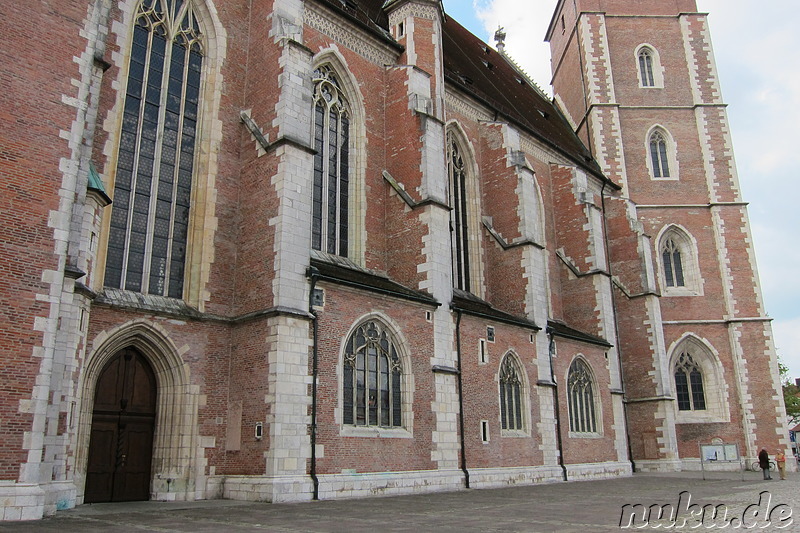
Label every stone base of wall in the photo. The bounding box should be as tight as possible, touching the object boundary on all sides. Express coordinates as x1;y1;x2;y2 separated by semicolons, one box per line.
317;469;464;499
634;459;683;473
0;482;46;521
679;458;745;472
468;465;564;489
565;461;632;480
41;481;77;516
213;475;314;503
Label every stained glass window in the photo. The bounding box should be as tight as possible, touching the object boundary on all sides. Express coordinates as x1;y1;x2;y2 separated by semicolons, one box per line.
105;0;203;298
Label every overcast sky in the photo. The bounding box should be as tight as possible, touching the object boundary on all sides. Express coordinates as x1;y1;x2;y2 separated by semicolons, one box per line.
441;0;800;380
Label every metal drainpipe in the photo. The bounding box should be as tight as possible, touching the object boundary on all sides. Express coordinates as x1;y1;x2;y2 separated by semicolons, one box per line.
599;182;635;471
307;266;320;499
455;310;470;488
548;329;568;481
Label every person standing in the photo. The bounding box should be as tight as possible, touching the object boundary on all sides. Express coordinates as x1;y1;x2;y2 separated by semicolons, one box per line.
758;448;772;480
775;450;787;480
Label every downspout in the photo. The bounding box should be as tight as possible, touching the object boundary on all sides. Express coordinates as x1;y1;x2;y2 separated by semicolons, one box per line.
455;310;470;488
599;182;635;471
307;266;320;499
547;329;568;481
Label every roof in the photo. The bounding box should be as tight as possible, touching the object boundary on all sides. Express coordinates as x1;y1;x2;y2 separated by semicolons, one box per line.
441;17;613;184
547;320;613;348
315;1;611;183
452;289;540;330
311;251;439;307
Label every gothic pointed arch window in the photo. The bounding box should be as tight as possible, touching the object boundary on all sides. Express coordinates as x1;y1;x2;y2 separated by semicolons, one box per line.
448;131;470;292
447;128;483;294
636;44;663;88
674;351;706;411
499;353;525;431
568;358;598;434
104;0;204;298
658;226;701;296
649;129;671;178
669;336;728;423
342;319;402;428
312;65;350;257
662;236;684;288
638;47;655;87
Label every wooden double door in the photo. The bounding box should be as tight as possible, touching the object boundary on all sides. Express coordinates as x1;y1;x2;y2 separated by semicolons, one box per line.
85;348;157;503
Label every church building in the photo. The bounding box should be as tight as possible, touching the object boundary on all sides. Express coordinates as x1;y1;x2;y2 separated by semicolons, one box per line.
0;0;790;520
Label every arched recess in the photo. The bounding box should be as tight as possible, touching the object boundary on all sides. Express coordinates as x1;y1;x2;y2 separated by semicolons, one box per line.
337;312;415;437
498;351;531;436
75;319;200;502
644;125;679;181
446;121;485;298
668;334;729;423
655;224;703;296
310;48;367;266
94;0;227;311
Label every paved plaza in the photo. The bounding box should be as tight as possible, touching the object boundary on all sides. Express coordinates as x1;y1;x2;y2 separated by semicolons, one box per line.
1;471;798;532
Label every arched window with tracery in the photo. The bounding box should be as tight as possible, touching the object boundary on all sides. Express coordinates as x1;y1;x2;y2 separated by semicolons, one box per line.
674;351;706;411
638;47;655;87
312;65;350;257
104;0;204;298
342;320;402;427
447;131;471;292
662;236;685;288
499;354;524;431
649;129;671;178
568;358;597;433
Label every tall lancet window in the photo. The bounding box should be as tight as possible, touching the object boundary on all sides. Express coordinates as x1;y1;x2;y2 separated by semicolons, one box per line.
662;237;685;287
499;354;524;431
649;130;671;178
448;132;471;292
568;358;597;433
638;47;656;87
105;0;203;298
312;66;350;257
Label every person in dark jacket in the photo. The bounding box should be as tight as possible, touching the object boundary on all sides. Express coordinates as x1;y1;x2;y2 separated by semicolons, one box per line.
758;448;772;480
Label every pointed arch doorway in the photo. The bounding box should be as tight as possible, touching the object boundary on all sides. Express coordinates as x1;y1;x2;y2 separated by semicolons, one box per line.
84;348;157;503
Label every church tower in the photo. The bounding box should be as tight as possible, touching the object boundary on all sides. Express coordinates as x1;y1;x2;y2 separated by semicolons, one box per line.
546;0;790;469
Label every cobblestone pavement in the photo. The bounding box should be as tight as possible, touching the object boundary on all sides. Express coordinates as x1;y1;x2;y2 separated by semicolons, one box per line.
1;471;798;532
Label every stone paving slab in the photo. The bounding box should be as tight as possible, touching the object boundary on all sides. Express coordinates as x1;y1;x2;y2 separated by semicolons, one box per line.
0;471;797;532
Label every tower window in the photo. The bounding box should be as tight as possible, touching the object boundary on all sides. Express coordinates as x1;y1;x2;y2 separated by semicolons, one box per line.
649;129;671;178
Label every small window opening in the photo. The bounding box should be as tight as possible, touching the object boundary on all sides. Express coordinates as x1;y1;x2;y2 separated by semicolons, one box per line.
487;326;495;342
397;22;405;38
479;339;487;364
481;420;489;443
561;15;566;34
